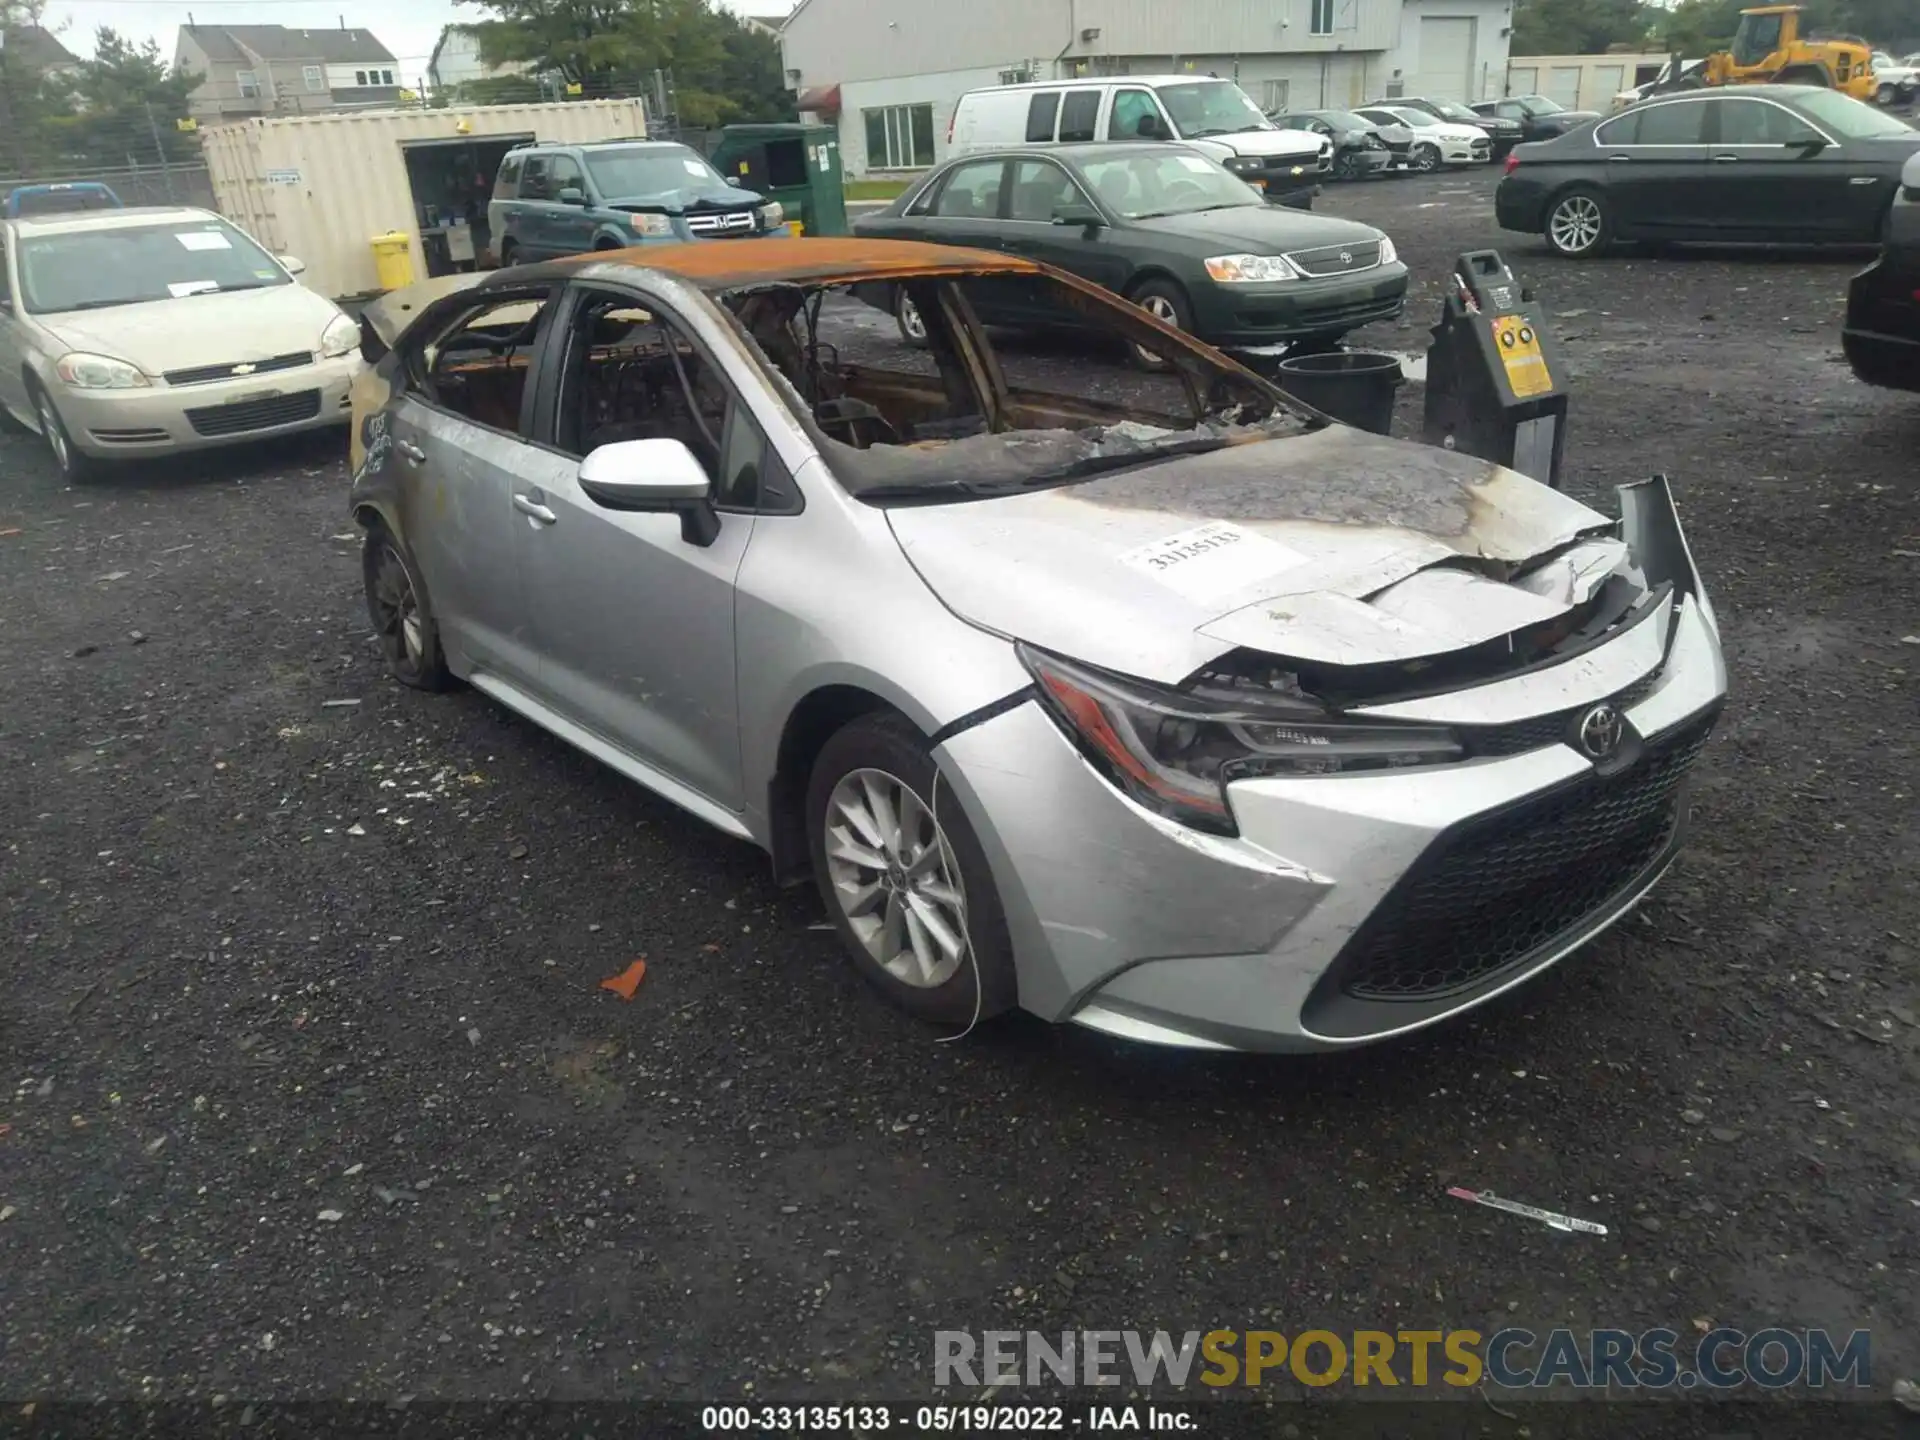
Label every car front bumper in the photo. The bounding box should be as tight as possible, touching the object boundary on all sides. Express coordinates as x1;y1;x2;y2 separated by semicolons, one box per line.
54;352;363;457
1190;262;1410;346
1336;147;1395;177
936;591;1726;1053
1843;252;1920;391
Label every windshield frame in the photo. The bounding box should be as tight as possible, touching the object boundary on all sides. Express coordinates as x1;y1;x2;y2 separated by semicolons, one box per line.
583;144;737;203
1791;89;1920;139
17;217;291;315
1154;80;1275;139
721;271;1320;502
1518;95;1566;115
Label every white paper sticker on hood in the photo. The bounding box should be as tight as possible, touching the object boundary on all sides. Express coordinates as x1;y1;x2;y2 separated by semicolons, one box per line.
1118;520;1306;604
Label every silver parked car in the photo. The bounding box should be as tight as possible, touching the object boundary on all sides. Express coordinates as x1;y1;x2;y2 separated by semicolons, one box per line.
0;206;360;482
348;237;1727;1053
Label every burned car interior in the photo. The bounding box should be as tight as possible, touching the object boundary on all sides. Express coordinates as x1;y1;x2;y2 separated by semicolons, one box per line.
720;272;1321;496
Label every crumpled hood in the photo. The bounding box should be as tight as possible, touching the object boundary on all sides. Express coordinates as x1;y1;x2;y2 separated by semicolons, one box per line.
40;284;343;375
886;426;1628;683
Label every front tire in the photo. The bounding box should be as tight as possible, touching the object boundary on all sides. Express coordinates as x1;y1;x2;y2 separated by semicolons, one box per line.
1127;277;1192;372
895;290;929;348
1411;141;1441;173
29;381;97;484
1544;187;1613;258
805;713;1017;1028
1876;83;1897;105
363;521;452;691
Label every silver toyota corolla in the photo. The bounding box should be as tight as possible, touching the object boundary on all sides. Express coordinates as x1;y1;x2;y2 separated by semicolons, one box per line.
348;237;1726;1052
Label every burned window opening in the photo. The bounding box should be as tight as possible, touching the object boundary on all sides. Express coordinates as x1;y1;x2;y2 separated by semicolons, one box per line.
719;271;1318;503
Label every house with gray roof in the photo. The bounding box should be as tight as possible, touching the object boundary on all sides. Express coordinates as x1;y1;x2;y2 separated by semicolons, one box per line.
174;22;402;122
1;24;82;78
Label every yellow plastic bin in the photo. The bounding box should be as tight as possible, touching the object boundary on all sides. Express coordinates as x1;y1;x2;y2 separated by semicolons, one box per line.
371;231;414;291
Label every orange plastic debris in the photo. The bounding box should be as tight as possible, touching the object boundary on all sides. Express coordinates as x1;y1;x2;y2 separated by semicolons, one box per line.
0;528;21;538
600;958;647;1000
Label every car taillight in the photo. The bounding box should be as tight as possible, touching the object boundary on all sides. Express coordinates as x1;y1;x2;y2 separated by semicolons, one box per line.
1504;151;1521;176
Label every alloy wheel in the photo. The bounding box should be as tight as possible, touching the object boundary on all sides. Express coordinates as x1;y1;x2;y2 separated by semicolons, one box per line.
36;393;71;473
897;294;927;343
1549;194;1603;254
1133;292;1182;367
369;544;425;668
1413;143;1440;173
822;767;968;990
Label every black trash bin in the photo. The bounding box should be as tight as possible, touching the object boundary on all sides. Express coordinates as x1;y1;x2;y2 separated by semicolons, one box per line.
1272;350;1403;435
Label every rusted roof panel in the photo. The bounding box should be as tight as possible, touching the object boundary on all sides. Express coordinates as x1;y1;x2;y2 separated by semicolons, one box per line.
540;236;1035;291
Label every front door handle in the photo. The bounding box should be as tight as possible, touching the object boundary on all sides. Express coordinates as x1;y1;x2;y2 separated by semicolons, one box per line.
1607;154;1632;161
514;493;557;525
1712;154;1740;163
398;440;426;463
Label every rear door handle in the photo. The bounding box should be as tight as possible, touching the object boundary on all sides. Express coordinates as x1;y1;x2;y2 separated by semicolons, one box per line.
1712;154;1740;163
1607;154;1632;161
513;493;557;525
398;440;426;463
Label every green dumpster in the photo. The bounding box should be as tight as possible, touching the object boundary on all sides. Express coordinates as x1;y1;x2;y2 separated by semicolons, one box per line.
710;122;848;237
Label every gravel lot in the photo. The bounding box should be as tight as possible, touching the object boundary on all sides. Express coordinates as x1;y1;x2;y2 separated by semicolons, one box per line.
3;167;1918;1422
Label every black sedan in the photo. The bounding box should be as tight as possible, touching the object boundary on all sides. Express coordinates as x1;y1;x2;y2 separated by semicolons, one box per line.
1269;109;1400;179
852;142;1408;359
1497;86;1920;257
1374;95;1526;154
1844;149;1920;391
1473;94;1601;143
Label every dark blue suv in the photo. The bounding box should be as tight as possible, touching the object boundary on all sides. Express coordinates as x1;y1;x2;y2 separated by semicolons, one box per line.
487;140;785;264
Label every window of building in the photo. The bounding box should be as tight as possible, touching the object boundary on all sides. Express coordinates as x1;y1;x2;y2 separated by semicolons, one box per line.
1056;88;1101;142
380;68;395;85
354;69;369;86
303;64;324;91
236;69;259;97
862;103;935;169
999;66;1033;85
1261;79;1291;110
1310;0;1336;36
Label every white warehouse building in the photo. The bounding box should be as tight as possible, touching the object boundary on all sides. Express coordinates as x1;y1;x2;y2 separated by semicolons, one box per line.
779;0;1515;177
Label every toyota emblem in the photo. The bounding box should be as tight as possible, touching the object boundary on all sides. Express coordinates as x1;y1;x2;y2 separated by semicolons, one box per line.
1338;249;1353;266
1577;703;1625;760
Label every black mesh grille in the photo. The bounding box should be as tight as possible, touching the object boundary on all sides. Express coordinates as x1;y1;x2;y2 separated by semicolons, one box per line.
185;390;321;437
164;351;311;387
1287;241;1384;276
1328;715;1715;1003
1459;667;1664;758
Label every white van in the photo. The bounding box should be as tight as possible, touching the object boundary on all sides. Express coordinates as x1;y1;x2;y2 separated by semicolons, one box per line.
949;76;1331;198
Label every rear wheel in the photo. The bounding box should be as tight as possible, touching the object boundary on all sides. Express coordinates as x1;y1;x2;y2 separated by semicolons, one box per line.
1544;187;1612;258
1877;82;1897;105
805;712;1017;1028
363;521;451;691
1127;278;1192;372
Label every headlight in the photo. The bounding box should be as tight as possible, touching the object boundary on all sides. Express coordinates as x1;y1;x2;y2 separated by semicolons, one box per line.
1223;155;1262;173
320;314;359;359
1203;253;1299;283
55;353;149;389
627;213;675;238
1379;236;1398;266
1021;645;1463;836
756;201;784;229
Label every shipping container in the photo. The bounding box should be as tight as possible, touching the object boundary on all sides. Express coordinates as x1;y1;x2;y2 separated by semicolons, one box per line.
1503;54;1673;112
200;99;650;301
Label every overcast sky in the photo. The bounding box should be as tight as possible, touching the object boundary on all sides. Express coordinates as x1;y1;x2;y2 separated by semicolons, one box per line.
37;0;793;86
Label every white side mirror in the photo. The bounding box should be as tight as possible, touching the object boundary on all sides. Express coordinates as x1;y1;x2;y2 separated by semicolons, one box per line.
578;437;718;545
279;254;306;276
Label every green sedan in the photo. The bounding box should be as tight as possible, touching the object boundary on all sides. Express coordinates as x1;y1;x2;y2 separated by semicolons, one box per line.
852;141;1408;361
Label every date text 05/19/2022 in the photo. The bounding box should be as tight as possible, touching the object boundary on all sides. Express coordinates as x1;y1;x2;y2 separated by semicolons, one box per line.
700;1403;1197;1432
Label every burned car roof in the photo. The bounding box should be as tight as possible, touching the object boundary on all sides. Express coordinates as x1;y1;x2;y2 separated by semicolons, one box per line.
540;236;1035;291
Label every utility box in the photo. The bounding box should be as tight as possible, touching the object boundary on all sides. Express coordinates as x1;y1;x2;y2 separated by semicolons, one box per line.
709;123;848;236
1422;250;1569;489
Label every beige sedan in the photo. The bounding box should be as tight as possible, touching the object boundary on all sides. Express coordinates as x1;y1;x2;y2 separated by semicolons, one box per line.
0;205;362;482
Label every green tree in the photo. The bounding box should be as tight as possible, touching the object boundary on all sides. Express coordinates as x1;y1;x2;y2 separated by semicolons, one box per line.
714;15;791;124
54;27;202;166
0;0;78;174
1511;0;1654;54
